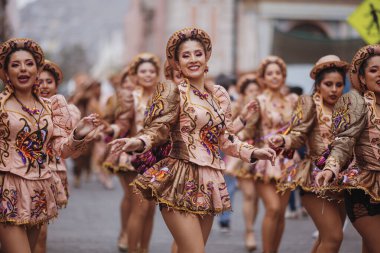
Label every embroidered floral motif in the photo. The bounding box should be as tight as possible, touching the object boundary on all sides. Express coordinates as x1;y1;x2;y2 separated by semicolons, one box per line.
0;187;18;220
30;189;47;219
145;166;171;183
15;119;48;176
199;113;224;162
178;179;213;211
332;97;351;134
0;112;10;166
144;83;165;119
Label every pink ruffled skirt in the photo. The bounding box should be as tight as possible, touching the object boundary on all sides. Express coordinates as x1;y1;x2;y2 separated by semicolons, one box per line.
132;157;231;215
0;172;59;226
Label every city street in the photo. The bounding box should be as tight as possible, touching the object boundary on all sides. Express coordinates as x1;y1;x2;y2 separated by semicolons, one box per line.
47;172;361;253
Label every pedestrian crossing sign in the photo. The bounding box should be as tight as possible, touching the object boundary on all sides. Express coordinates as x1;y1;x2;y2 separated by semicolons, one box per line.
348;0;380;45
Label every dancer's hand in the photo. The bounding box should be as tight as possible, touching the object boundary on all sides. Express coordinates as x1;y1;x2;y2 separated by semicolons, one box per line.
252;147;276;166
108;138;144;154
268;135;285;149
240;100;259;123
74;113;101;140
315;170;334;187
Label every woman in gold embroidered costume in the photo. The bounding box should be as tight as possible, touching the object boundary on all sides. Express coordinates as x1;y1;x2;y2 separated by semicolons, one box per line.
102;66;134;252
226;73;261;251
35;60;81;253
109;27;275;253
240;56;299;253
269;55;348;253
0;38;100;253
316;45;380;253
104;53;161;253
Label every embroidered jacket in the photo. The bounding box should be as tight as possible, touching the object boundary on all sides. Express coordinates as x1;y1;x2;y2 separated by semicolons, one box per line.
283;93;333;159
324;89;380;177
0;86;92;180
135;80;257;170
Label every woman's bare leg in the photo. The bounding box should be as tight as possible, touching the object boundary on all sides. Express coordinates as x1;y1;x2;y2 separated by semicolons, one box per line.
302;194;345;253
0;224;32;253
255;181;281;253
352;215;380;253
239;179;258;250
161;208;206;253
272;190;291;252
117;173;133;249
34;224;47;253
127;184;152;252
140;201;156;251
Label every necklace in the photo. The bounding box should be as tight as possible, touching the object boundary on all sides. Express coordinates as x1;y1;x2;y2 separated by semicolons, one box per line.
192;88;209;100
13;94;41;116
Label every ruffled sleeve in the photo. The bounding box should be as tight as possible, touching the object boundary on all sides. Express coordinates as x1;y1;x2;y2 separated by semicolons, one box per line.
324;90;367;177
67;103;81;127
214;85;257;163
135;81;180;153
50;95;96;159
283;95;316;149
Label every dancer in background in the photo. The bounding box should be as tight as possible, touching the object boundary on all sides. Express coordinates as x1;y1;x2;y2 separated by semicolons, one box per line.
35;60;81;253
0;38;100;253
102;66;134;252
105;53;161;253
316;45;380;253
109;27;276;253
270;55;348;253
229;73;262;251
241;56;299;253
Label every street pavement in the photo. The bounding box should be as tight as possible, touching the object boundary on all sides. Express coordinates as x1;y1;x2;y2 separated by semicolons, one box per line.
47;173;361;253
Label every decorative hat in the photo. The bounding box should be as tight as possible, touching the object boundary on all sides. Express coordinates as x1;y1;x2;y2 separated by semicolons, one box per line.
0;38;45;82
350;44;380;92
43;60;63;85
310;55;348;80
258;56;287;79
166;27;212;70
128;52;160;76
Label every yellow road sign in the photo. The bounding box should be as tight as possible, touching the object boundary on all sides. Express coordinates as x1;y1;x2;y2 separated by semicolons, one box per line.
348;0;380;45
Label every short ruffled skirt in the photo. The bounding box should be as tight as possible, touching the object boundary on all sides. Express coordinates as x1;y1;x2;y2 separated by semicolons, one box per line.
0;172;59;226
319;163;380;202
51;170;68;208
103;152;136;173
253;155;299;184
132;157;231;216
232;165;255;180
277;158;318;192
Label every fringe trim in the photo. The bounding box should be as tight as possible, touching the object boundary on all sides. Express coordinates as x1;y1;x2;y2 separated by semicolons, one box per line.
130;180;231;216
0;213;58;228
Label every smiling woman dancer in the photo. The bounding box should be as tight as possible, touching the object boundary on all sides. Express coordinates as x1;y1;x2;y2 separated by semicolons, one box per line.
105;53;161;253
34;60;82;253
269;55;348;253
240;56;299;253
109;27;276;253
316;45;380;253
0;38;100;253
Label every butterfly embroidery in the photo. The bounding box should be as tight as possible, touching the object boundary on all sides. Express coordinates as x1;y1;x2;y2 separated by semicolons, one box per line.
15;118;48;176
